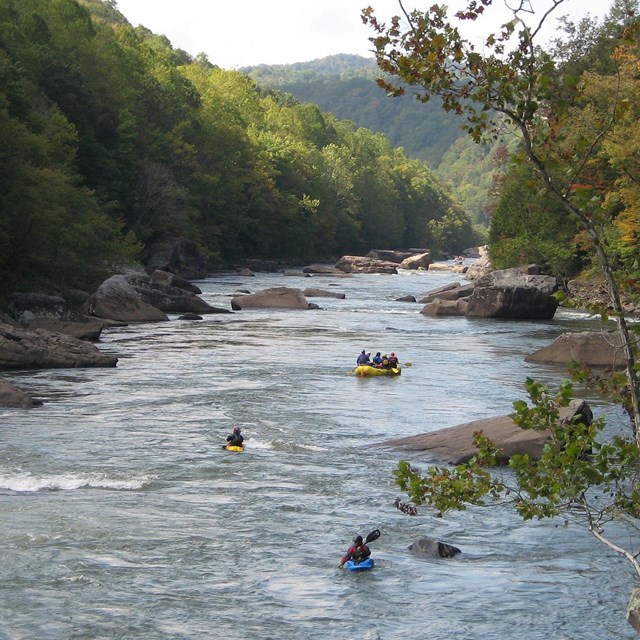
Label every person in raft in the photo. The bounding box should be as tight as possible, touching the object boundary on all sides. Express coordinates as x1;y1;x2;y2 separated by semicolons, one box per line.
388;352;399;368
371;352;383;367
339;534;371;567
225;426;244;448
356;350;371;365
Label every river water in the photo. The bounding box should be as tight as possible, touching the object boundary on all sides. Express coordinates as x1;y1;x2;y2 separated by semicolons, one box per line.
0;267;636;640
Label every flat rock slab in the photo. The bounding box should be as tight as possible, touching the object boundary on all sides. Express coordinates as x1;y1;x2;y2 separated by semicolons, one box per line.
0;323;118;370
379;399;590;465
525;330;638;369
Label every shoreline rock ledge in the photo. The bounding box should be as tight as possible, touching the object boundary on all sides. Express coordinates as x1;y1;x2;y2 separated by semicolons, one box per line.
378;399;592;465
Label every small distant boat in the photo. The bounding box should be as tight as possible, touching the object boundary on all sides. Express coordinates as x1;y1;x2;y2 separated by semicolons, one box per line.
345;558;375;572
355;365;401;377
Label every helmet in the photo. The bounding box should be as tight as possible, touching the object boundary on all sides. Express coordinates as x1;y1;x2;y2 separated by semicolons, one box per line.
361;350;366;354
233;427;241;434
376;352;381;356
353;535;363;545
391;352;395;356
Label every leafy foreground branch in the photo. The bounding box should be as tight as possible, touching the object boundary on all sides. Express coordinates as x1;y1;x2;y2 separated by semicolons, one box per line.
395;378;640;625
363;0;640;627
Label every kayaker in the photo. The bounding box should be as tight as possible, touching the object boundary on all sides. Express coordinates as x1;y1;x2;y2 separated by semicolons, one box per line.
371;352;383;367
388;352;399;367
339;534;371;567
356;350;371;365
225;426;244;448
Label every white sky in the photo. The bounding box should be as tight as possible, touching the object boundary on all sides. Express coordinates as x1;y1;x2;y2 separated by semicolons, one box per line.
113;0;614;69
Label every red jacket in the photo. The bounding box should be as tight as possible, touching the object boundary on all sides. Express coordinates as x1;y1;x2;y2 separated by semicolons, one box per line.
341;543;371;564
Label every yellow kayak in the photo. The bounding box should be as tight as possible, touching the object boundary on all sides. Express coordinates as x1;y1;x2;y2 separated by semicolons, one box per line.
355;365;401;377
224;445;245;452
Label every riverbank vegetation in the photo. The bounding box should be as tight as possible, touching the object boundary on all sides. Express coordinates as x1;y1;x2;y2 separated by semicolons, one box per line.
363;0;640;627
0;0;477;302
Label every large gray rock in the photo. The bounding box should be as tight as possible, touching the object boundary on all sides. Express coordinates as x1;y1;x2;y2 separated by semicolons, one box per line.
0;377;42;408
465;246;492;280
303;288;346;299
230;287;310;310
366;249;413;263
379;399;592;465
150;269;202;295
466;284;559;319
335;255;398;274
26;318;105;342
428;262;458;271
419;282;476;304
85;270;229;322
466;267;560;319
408;537;461;558
526;330;638;369
399;252;432;270
416;267;558;319
421;298;469;316
86;275;169;323
302;264;348;275
0;323;118;370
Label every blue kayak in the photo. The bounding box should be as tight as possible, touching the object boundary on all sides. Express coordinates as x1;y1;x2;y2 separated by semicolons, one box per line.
345;558;374;572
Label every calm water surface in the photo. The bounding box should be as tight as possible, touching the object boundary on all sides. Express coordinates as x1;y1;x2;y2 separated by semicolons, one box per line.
0;267;636;639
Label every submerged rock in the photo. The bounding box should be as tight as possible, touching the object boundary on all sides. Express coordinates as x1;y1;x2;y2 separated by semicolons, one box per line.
0;377;42;408
408;537;461;558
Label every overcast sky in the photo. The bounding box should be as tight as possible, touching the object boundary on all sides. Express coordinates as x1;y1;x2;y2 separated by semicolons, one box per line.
113;0;614;69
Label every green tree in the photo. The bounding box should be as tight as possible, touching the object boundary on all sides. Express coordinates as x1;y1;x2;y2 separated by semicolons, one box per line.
364;0;640;626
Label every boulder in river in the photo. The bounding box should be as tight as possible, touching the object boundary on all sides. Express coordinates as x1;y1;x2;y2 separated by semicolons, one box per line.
0;376;43;408
84;269;230;322
335;255;398;274
380;398;592;465
302;264;347;276
303;288;346;299
466;267;560;319
0;323;118;370
366;249;414;263
399;252;432;270
230;287;310;310
417;266;559;320
408;537;461;558
525;330;639;369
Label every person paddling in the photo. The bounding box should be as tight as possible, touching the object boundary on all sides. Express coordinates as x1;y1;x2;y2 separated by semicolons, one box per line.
356;350;371;365
339;534;371;567
224;426;244;449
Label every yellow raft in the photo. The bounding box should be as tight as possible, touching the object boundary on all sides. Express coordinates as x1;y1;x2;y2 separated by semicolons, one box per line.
354;365;401;377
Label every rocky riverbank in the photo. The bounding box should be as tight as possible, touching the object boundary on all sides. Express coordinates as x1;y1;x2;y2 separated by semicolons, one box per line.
564;278;640;318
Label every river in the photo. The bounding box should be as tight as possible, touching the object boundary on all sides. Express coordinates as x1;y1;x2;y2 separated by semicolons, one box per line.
0;266;636;639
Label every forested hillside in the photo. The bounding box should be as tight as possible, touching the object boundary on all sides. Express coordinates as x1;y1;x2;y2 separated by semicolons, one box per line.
244;54;506;229
0;0;476;302
245;55;464;167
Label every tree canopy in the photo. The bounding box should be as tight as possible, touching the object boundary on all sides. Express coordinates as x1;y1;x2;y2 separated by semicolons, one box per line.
363;0;640;628
0;0;474;302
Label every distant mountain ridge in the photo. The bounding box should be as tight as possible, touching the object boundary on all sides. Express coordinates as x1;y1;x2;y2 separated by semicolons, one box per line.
243;54;467;168
244;54;497;227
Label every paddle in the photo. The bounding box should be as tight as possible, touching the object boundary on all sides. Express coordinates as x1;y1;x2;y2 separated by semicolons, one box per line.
403;362;413;367
339;529;381;567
